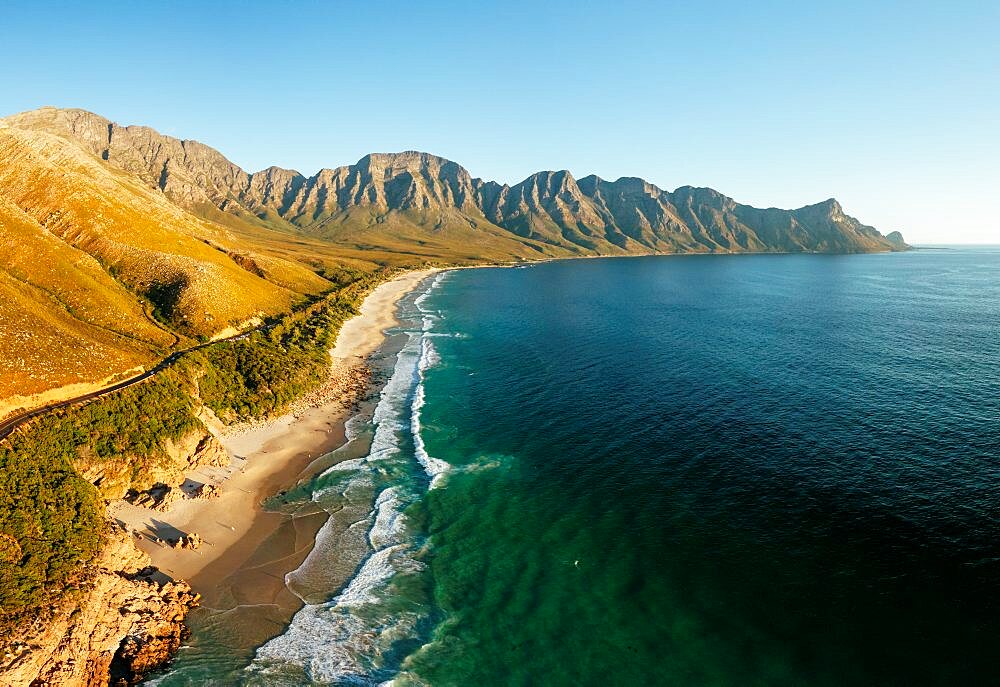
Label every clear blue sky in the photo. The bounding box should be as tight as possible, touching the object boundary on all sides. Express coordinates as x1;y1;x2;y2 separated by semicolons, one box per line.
2;1;997;243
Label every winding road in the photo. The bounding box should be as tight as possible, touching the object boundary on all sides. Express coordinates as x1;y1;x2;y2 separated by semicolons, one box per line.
0;331;251;443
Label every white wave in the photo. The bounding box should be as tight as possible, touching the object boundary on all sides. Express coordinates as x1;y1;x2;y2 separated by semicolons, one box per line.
379;671;432;687
411;384;450;488
344;412;367;442
286;471;374;601
367;347;417;463
253;535;426;682
412;273;444;309
319;455;368;478
413;271;447;310
411;338;450;487
250;603;422;685
369;487;406;550
417;337;441;371
336;544;408;607
251;271;453;684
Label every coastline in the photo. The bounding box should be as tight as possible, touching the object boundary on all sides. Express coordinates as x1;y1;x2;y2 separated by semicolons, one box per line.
108;268;439;611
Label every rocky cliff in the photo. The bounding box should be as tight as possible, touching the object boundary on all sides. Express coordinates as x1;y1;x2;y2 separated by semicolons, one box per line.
4;107;906;256
0;526;198;687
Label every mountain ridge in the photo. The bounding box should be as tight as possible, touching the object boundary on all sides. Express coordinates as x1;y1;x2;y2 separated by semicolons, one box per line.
3;107;906;256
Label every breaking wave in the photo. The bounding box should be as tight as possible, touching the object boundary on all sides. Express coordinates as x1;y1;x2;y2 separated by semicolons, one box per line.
245;271;448;685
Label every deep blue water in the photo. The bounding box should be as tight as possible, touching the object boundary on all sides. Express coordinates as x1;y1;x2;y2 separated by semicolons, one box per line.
405;249;1000;685
161;248;1000;685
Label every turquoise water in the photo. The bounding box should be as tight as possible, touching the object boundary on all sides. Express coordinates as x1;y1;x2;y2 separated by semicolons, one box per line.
158;249;1000;685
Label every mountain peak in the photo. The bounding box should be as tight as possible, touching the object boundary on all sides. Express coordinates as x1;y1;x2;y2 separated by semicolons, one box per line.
794;197;848;222
820;197;843;212
357;150;464;171
885;230;908;247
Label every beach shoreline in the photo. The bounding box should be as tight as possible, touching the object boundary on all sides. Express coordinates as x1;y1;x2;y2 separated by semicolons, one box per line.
108;268;439;613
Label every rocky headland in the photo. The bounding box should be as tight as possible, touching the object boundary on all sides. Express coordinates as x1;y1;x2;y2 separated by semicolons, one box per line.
0;525;198;687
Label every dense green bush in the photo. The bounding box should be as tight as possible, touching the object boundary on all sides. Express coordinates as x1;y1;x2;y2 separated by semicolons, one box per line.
71;370;202;461
0;425;103;621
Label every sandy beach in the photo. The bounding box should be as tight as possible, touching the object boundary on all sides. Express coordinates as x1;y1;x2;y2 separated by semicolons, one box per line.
108;268;438;613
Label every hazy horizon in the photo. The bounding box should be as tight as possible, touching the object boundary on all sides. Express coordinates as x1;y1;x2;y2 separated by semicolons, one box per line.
2;1;997;244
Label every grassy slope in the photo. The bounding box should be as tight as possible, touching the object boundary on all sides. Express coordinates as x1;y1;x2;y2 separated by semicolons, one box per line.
1;119;509;410
0;199;171;398
0;126;352;403
294;207;587;263
0;127;301;328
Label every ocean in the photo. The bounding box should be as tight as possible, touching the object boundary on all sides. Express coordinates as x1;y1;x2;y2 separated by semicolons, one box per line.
152;248;1000;686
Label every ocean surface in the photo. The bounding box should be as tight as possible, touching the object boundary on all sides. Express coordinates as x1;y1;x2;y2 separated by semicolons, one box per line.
153;248;1000;686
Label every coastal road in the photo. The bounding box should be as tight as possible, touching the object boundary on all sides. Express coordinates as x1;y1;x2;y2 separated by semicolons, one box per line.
0;331;252;443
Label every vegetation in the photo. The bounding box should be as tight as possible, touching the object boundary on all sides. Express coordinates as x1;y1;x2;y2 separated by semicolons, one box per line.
196;268;391;420
0;267;395;628
0;424;103;623
0;367;204;624
67;370;204;493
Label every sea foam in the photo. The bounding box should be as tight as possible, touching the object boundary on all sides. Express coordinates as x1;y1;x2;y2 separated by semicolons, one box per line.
412;338;449;487
248;271;449;684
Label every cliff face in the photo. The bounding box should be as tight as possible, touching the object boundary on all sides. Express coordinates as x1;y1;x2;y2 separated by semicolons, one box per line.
0;526;198;687
885;230;908;248
4;107;906;256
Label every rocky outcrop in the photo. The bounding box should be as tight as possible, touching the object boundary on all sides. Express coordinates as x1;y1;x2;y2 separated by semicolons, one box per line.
76;426;230;501
885;230;908;248
165;430;230;473
162;533;202;551
0;106;249;209
3;107;906;255
124;483;180;512
0;525;198;687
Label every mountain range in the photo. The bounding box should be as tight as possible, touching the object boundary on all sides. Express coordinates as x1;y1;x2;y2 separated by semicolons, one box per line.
0;106;905;409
